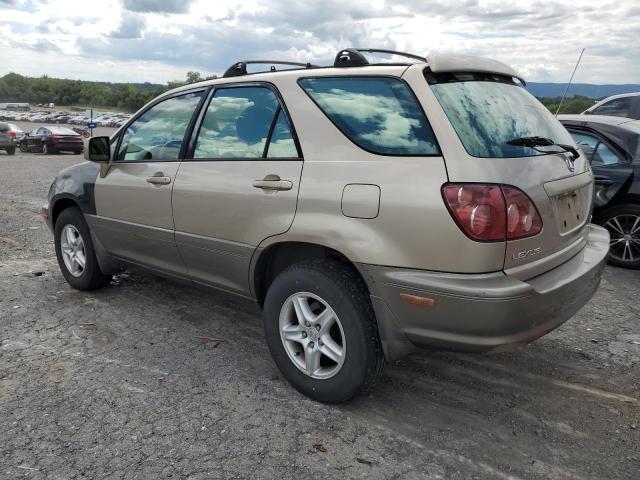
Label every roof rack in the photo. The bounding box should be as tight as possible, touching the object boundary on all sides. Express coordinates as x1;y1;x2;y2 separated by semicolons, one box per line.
334;48;427;67
223;60;318;78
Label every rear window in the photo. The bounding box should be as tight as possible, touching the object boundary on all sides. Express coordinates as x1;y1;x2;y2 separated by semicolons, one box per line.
426;72;575;158
298;77;440;156
49;127;78;135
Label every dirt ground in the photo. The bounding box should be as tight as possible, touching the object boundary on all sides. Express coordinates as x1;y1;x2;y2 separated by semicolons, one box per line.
1;148;639;479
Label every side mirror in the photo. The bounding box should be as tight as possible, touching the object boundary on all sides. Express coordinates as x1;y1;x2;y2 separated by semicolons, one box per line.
85;136;110;162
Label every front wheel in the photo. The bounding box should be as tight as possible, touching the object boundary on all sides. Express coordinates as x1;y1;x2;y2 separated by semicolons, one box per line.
598;204;640;269
54;207;112;290
41;143;48;154
263;259;385;403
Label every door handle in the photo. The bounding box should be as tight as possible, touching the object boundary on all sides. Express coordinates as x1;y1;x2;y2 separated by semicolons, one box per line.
252;175;293;191
146;175;171;185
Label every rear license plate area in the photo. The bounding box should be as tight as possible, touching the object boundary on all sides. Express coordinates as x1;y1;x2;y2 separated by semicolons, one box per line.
552;188;588;234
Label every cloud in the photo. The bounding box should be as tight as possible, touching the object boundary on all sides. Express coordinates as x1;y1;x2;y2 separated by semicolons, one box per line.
122;0;192;14
0;0;639;85
109;13;146;39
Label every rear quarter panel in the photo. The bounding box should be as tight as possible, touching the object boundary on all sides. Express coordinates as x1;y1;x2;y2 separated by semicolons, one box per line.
259;70;506;273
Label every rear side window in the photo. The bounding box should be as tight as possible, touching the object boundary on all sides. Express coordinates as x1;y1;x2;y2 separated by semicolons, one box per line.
194;86;299;159
298;77;440;156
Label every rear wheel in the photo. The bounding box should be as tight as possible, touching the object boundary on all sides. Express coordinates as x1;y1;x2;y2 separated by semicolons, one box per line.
598;204;640;269
19;142;28;152
54;207;112;290
263;259;385;402
6;147;15;155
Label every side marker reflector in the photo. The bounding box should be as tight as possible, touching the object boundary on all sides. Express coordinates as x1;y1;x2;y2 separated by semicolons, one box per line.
400;293;434;307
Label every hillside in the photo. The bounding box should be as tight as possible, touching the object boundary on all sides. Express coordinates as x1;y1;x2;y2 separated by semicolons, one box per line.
527;82;640;99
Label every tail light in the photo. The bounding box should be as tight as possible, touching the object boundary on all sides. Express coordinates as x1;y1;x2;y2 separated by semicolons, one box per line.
8;131;15;138
442;184;542;242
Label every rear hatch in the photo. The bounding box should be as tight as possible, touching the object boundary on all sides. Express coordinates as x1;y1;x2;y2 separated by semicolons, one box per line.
425;71;593;278
0;123;11;144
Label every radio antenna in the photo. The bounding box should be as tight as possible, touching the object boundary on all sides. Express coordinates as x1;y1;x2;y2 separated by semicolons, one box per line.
555;48;585;116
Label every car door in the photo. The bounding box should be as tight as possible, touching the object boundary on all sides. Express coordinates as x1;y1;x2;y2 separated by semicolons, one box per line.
29;127;45;150
90;89;206;277
569;129;634;208
172;84;303;295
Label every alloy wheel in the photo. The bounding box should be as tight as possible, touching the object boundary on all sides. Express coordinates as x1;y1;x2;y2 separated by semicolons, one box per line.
605;214;640;263
60;224;86;277
279;292;346;380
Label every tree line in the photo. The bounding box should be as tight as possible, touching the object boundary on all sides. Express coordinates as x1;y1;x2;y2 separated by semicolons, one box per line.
0;71;215;112
0;71;595;114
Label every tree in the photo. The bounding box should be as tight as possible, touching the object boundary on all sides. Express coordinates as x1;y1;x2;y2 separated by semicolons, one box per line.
186;71;202;84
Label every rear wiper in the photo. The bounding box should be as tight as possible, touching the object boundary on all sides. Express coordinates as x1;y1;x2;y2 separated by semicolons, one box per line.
506;136;579;160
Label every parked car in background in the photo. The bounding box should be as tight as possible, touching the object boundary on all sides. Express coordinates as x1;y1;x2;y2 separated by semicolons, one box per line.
0;122;17;154
582;93;640;120
559;115;640;268
19;126;84;154
6;123;25;142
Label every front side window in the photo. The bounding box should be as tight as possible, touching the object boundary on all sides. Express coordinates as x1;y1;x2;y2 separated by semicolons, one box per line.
570;131;623;166
299;76;439;156
117;91;203;162
194;86;298;159
591;97;633;118
427;72;575;158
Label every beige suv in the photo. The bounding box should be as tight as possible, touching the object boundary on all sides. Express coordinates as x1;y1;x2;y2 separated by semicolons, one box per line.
44;48;609;402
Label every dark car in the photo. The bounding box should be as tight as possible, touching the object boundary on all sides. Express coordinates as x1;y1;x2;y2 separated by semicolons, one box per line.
560;114;640;268
0;122;17;155
19;126;84;155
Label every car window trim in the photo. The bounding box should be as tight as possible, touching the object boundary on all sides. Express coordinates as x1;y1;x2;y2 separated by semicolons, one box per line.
112;86;210;164
297;74;443;158
184;81;303;162
263;105;282;158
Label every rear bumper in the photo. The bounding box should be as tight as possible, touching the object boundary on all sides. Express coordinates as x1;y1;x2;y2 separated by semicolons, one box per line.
357;224;609;359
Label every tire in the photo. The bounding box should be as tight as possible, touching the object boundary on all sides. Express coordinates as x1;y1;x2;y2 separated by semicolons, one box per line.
74;150;82;155
597;203;640;269
19;142;27;153
54;207;112;290
263;259;385;403
6;147;15;155
41;143;48;154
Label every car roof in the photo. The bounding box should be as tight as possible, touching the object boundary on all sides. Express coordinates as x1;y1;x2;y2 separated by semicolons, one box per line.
162;52;522;99
558;114;639;127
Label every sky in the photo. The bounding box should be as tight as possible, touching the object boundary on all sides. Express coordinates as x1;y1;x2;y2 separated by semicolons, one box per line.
0;0;638;85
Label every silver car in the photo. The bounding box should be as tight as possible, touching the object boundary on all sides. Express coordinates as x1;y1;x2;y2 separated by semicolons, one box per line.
43;48;609;402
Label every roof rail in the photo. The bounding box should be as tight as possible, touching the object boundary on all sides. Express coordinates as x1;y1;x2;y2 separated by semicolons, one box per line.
223;60;318;78
334;48;426;67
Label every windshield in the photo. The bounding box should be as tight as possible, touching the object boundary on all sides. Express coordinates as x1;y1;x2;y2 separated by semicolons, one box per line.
427;72;575;158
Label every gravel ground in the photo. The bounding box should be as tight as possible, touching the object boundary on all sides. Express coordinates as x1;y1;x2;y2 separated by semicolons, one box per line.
1;148;639;479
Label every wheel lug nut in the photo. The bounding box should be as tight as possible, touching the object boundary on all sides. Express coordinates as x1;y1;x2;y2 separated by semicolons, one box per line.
302;332;307;338
315;325;320;331
309;342;314;348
